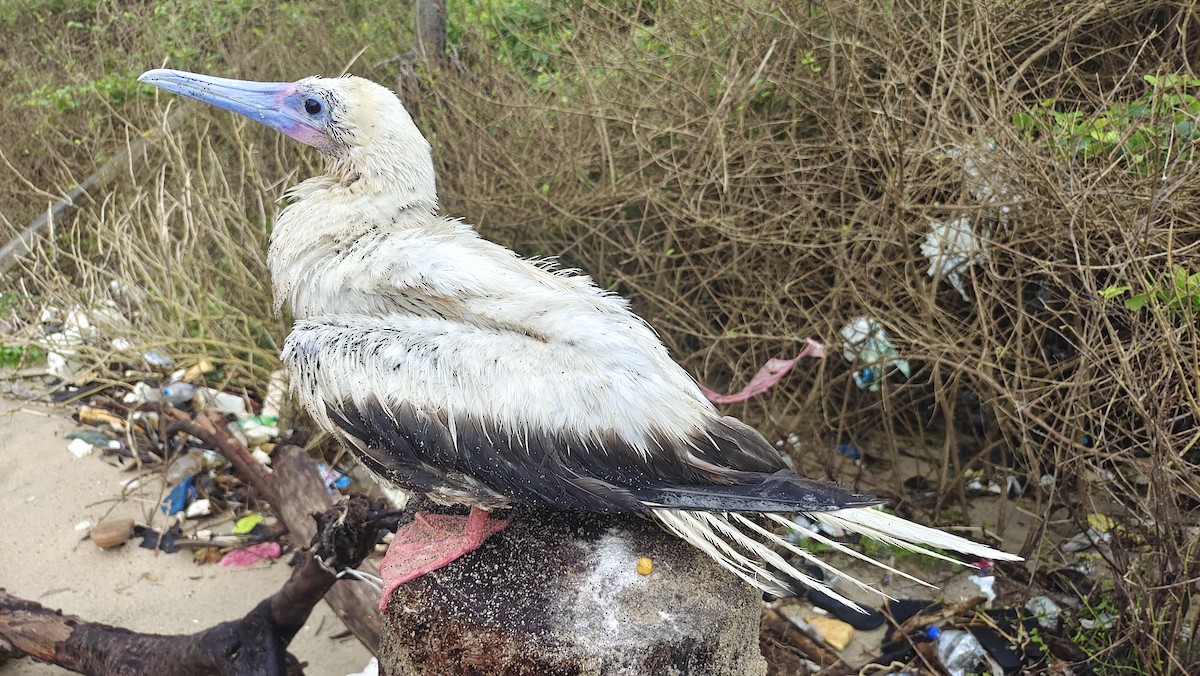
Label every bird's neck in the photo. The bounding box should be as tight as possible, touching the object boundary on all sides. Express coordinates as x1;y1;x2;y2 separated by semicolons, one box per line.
266;170;437;318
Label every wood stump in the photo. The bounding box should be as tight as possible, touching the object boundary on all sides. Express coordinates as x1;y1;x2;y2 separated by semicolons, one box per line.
379;510;766;676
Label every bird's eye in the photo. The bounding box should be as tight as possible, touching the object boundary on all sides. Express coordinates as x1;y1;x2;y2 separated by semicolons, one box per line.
304;98;323;115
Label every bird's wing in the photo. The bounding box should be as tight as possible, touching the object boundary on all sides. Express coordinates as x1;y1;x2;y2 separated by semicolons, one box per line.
284;223;868;512
286;313;868;513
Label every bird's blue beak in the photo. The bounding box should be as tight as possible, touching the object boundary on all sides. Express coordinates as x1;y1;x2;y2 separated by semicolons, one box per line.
138;68;329;150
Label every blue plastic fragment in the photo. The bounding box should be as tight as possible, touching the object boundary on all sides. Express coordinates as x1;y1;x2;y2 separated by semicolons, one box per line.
836;442;860;459
161;475;196;514
926;625;942;640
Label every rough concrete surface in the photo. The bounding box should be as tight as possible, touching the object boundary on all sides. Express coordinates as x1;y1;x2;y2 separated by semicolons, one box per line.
380;508;766;676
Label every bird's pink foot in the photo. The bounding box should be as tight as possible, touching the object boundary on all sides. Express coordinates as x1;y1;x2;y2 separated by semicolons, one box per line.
378;506;508;611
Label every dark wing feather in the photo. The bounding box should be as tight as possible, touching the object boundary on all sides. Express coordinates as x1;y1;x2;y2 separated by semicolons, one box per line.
327;396;874;515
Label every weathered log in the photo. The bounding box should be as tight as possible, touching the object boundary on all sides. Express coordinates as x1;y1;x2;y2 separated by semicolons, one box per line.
0;495;388;675
379;509;767;676
273;445;384;654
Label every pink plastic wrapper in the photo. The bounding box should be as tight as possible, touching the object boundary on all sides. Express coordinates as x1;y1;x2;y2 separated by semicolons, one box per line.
699;338;826;404
219;541;282;567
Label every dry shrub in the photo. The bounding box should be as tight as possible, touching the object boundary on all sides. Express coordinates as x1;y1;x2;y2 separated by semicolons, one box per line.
2;0;1199;669
416;1;1200;668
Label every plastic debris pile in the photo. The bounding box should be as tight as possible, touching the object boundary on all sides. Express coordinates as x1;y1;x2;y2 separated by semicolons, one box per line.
18;345;363;571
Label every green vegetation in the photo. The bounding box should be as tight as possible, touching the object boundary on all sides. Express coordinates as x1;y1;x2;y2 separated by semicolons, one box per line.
1101;266;1200;313
1015;74;1200;174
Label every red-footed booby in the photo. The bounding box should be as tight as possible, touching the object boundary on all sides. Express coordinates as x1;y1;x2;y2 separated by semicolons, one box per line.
138;68;1021;612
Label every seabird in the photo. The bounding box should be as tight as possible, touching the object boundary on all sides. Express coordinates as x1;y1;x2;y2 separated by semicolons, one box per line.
138;68;1021;612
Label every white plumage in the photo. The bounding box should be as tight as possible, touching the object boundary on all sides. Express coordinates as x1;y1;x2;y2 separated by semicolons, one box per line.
140;69;1021;611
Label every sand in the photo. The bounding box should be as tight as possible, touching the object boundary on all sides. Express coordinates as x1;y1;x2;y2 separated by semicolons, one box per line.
0;397;374;675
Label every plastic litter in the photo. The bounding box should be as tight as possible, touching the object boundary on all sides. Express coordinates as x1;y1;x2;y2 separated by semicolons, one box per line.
317;463;353;491
232;513;264;535
1062;527;1112;552
802;615;854;650
219;541;282;567
950;140;1024;218
202;388;248;417
261;369;288;420
699;338;825;403
135;523;182;553
78;406;125;431
143;349;175;370
968;573;997;605
930;627;991;676
1025;596;1062;630
65;429;121;451
840;318;911;391
165;450;206;485
66;438;96;459
238;414;280;445
920;217;986;301
161;476;196;515
185;498;213;519
161;381;199;405
181;359;215;382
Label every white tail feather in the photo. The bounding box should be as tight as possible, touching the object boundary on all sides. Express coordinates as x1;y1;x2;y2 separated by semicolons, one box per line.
652;505;1021;613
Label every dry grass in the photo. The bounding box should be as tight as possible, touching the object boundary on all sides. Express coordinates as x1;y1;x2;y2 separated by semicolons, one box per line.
2;0;1200;670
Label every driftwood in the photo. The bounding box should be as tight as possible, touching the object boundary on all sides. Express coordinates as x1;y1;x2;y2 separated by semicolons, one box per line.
0;449;392;674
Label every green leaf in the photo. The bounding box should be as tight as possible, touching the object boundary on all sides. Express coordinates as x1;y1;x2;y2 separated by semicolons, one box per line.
1099;285;1131;300
1013;112;1036;132
1125;293;1150;311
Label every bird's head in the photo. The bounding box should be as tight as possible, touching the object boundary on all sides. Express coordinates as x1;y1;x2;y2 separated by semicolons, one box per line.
138;69;435;205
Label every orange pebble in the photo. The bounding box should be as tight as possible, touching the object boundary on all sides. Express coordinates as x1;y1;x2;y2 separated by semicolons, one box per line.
636;557;653;576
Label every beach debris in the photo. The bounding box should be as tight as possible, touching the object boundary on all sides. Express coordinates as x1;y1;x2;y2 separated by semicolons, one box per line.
261;369;288;419
89;518;135;550
161;381;199;405
237;414;280;445
66;438;95;459
801;615;854;650
1079;612;1116;630
968;573;997;606
65;429;121;452
317;463;353;491
219;541;282;568
181;358;215;383
185;498;213;519
201;388;248;417
928;626;994;676
699;339;825;404
165;450;206;485
142;348;174;370
840;318;910;391
134;523;182;553
161;476;196;515
232;513;264;535
1025;596;1062;630
77;405;125;430
950;139;1024;218
920;217;986;302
